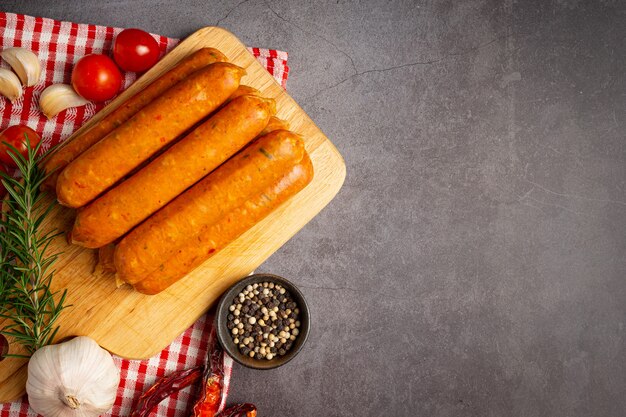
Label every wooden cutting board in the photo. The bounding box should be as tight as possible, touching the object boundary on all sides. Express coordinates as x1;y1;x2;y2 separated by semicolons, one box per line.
0;27;345;401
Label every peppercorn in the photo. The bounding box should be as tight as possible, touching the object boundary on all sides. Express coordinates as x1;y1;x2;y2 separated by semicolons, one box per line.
226;281;302;360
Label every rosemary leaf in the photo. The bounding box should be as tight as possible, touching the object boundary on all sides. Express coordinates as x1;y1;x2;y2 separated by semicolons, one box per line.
0;138;70;356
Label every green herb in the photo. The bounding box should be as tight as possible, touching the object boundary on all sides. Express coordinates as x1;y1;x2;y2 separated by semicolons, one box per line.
259;148;273;160
0;139;69;358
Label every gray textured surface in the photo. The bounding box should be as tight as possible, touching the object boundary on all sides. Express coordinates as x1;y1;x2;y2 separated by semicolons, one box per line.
3;1;625;416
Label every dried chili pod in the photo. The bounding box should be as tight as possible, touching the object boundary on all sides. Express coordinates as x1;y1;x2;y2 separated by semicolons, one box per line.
192;327;224;417
130;366;202;417
216;403;257;417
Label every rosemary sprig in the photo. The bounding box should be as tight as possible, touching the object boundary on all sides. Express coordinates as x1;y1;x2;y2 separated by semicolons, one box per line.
0;139;69;357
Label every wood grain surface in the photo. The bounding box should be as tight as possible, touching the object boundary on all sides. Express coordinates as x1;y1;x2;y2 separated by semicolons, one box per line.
0;26;345;402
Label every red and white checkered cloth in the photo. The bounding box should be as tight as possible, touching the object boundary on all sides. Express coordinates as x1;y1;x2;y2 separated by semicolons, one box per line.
0;11;290;417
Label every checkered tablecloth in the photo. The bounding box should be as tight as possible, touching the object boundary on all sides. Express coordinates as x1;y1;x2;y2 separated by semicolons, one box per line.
0;11;290;417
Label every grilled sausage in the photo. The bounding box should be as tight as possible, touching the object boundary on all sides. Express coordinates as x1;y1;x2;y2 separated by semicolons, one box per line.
134;153;313;294
42;48;227;191
71;95;277;248
114;130;306;285
56;62;245;208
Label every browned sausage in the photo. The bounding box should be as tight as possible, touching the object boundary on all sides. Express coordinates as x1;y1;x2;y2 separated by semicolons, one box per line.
42;48;227;191
134;153;313;294
56;62;245;208
114;130;306;285
70;95;277;248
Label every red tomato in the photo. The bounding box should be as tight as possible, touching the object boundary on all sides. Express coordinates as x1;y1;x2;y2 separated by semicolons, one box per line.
0;125;41;167
71;54;122;102
0;334;8;361
0;163;8;198
113;28;160;72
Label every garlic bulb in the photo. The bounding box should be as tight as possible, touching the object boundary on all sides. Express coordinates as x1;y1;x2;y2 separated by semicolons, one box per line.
26;336;120;417
0;68;22;102
1;47;41;86
39;84;90;119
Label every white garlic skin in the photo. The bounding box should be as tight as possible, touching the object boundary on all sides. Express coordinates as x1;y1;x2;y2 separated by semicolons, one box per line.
39;84;90;119
0;67;23;103
1;47;41;87
26;336;120;417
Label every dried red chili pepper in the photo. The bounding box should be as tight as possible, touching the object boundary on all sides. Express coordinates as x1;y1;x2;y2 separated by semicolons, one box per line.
216;403;257;417
130;316;256;417
192;327;224;417
130;366;202;417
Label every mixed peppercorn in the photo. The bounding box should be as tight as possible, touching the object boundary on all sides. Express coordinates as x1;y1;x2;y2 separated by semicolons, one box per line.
226;282;301;360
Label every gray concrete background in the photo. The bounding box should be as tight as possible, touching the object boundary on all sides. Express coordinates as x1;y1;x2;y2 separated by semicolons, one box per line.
2;0;625;416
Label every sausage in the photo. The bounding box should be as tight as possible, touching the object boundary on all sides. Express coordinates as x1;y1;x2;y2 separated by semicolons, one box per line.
56;62;245;208
94;244;116;277
70;95;277;248
114;130;306;285
118;84;262;182
134;153;313;294
258;116;290;136
224;85;260;102
42;48;227;191
91;114;290;272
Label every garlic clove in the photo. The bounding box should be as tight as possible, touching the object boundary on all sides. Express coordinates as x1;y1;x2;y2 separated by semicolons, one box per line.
1;47;41;87
39;84;90;119
0;68;22;103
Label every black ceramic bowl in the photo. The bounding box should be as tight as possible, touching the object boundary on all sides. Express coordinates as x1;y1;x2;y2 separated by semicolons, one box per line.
215;273;310;370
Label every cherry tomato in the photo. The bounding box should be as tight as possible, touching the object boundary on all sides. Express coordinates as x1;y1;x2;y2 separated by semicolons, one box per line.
71;54;122;102
0;164;8;198
113;28;160;72
0;334;8;361
0;125;41;167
